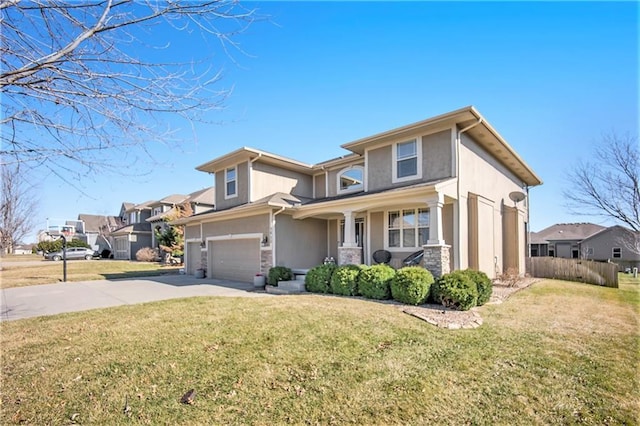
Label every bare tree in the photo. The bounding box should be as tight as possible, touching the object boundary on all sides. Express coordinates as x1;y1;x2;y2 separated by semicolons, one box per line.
0;0;258;181
564;133;640;232
1;164;38;253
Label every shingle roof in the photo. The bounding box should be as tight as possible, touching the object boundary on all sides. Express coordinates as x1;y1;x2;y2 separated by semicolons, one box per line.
531;223;607;243
78;214;122;233
186;186;215;205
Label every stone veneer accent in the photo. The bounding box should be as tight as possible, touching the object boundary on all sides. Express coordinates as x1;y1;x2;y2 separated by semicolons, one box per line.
260;248;273;275
423;245;451;278
338;246;362;265
200;249;207;270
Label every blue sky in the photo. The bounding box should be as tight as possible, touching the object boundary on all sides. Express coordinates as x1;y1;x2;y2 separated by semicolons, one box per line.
32;1;638;241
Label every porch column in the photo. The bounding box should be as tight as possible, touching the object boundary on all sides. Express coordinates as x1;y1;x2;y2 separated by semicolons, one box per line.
338;210;362;265
342;210;357;248
423;194;450;278
427;194;445;246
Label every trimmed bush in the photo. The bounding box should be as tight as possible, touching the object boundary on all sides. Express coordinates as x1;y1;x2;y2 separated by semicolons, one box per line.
330;264;362;296
462;269;493;306
267;266;293;286
390;267;434;305
358;264;396;300
305;264;337;293
136;247;157;262
433;270;478;311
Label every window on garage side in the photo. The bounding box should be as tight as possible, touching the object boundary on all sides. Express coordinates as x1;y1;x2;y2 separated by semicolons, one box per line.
387;208;430;248
225;166;237;198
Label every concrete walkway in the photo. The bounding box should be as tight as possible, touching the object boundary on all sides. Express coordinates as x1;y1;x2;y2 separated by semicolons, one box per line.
0;275;271;322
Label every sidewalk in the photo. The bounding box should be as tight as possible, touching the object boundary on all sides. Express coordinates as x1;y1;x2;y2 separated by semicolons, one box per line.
0;275;270;322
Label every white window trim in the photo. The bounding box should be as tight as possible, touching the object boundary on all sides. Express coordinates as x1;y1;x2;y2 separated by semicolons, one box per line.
336;165;365;195
383;208;430;251
612;247;622;258
225;166;238;199
392;137;422;184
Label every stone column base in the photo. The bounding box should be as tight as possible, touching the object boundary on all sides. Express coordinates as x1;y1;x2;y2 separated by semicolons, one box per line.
338;246;362;265
261;248;273;275
423;244;451;278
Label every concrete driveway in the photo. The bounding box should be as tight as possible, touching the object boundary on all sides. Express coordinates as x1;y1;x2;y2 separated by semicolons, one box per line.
0;275;271;322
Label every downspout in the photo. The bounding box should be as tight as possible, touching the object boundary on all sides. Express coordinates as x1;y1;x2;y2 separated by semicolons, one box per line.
455;117;483;269
271;207;286;267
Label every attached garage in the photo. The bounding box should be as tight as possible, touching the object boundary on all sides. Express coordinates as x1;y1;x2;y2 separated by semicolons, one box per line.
208;236;261;282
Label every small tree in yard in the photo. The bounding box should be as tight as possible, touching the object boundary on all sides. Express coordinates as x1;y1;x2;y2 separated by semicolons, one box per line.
155;203;192;264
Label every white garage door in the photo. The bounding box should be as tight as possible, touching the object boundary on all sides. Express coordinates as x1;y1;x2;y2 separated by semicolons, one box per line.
209;238;260;282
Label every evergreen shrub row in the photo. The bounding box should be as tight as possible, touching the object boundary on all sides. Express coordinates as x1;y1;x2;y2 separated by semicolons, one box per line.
303;261;493;311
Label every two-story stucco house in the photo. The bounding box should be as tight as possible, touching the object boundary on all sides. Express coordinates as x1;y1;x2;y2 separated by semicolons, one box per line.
174;106;543;281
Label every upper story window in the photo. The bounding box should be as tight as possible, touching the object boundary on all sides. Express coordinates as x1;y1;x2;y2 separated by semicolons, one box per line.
129;211;137;223
612;247;621;258
393;138;422;183
387;208;430;249
152;206;162;216
225;166;237;199
337;166;364;194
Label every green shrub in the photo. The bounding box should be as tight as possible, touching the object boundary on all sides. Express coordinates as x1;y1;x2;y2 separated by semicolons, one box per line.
330;264;362;296
462;269;493;305
433;271;478;311
390;267;434;305
305;264;337;293
358;264;396;300
35;238;90;254
267;266;293;286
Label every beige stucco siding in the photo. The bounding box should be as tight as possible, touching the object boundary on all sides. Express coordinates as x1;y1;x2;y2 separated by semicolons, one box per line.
366;145;393;192
215;161;249;210
366;129;453;192
369;212;384;263
275;214;327;268
422;130;453;181
328;220;338;260
251;162;313;201
185;225;201;241
201;213;270;237
314;174;326;199
458;133;528;274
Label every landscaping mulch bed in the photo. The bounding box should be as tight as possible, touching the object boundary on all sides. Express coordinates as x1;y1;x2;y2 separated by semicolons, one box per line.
401;277;540;329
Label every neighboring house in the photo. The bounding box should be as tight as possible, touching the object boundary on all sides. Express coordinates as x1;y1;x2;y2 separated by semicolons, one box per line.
531;223;640;270
147;194;188;248
173;106;542;282
529;223;606;258
147;188;215;248
111;201;153;260
13;244;33;255
75;214;123;253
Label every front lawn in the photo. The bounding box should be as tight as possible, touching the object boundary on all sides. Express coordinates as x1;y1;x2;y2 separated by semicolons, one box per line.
0;260;180;289
1;278;638;424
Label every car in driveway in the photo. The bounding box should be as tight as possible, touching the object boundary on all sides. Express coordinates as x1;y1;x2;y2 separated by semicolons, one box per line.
44;247;99;261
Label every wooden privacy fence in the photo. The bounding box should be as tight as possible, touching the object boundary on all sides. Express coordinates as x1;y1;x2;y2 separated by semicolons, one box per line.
526;257;619;288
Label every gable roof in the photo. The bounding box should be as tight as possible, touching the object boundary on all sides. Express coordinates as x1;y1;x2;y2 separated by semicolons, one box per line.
77;214;122;233
531;223;607;243
150;194;188;206
581;224;639;243
341;105;542;187
186;186;215;205
196;147;314;175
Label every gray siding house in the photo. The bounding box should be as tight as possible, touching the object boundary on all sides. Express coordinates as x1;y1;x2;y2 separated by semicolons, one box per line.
174;106;543;282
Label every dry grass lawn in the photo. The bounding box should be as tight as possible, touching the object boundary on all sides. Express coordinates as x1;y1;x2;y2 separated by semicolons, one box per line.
0;259;180;289
1;275;638;425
